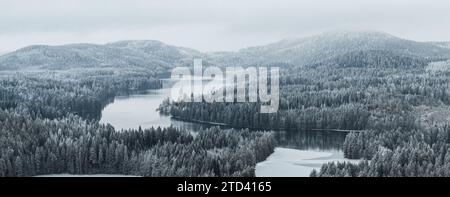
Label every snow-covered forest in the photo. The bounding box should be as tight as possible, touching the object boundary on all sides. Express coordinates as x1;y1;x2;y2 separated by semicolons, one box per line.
2;31;450;177
165;32;450;177
0;40;276;177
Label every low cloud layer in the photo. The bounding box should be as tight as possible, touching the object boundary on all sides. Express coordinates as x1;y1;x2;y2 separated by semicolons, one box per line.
1;0;449;52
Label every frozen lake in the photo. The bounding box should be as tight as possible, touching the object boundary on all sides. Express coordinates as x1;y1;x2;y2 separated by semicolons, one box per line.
255;148;360;177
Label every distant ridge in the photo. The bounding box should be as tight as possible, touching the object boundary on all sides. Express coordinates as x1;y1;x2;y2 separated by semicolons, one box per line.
208;31;450;66
0;41;203;70
429;42;450;49
1;31;450;71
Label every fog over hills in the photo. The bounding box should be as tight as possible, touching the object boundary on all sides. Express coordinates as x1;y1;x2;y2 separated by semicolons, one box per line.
1;31;450;71
209;31;450;67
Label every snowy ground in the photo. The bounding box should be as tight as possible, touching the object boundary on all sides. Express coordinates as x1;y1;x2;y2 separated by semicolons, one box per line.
426;60;450;72
255;148;360;177
35;174;140;177
414;105;450;127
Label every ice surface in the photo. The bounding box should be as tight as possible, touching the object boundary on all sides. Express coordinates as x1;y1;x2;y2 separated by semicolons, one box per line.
255;147;360;177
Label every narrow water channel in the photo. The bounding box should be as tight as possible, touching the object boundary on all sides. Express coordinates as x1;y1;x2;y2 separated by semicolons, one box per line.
99;79;356;177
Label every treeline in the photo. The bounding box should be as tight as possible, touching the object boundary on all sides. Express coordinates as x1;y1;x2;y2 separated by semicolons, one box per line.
0;107;275;177
168;101;369;131
312;125;450;177
335;50;428;68
166;52;448;132
0;70;161;120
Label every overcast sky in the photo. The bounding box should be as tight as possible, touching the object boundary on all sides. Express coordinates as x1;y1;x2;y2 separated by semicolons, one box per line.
0;0;449;52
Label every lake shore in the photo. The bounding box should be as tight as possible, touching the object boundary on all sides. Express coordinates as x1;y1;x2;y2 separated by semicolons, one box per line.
255;147;361;177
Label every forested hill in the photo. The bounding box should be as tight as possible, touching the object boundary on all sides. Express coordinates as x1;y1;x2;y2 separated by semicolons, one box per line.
0;40;203;72
429;41;450;49
206;31;450;67
333;50;430;68
2;31;450;72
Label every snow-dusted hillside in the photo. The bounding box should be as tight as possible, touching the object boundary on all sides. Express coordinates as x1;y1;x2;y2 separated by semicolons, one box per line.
426;60;450;72
0;41;203;71
2;31;450;71
208;31;450;67
429;42;450;49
